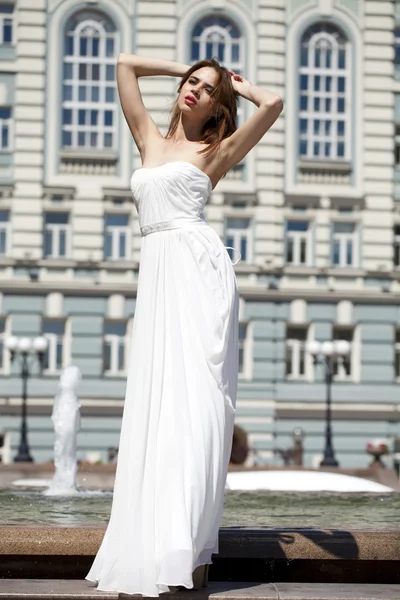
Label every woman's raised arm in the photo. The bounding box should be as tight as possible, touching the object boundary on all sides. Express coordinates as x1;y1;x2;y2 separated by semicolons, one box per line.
218;75;283;171
117;54;190;154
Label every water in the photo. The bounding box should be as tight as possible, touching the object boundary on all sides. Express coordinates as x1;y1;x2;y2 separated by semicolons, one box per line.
1;489;399;530
45;365;81;496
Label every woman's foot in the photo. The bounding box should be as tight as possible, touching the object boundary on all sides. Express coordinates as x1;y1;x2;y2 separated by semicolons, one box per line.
192;564;209;590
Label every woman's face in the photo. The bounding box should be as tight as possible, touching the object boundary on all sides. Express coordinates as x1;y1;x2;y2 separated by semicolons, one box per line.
178;66;219;120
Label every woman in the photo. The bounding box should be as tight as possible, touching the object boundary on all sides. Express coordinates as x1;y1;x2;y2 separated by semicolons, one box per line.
86;54;282;597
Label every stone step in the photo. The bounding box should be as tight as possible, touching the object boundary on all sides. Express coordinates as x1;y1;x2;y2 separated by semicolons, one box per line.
1;580;400;600
1;527;400;584
1;526;399;560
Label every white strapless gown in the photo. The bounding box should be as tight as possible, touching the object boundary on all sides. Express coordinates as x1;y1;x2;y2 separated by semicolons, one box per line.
86;161;239;597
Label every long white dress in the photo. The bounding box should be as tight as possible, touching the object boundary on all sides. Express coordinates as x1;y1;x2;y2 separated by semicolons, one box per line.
86;160;239;597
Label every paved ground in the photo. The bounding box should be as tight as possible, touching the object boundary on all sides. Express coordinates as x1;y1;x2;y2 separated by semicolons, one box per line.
0;580;400;599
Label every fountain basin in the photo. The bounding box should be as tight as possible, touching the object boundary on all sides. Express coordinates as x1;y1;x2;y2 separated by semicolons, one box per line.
226;470;393;492
0;488;399;529
0;525;399;585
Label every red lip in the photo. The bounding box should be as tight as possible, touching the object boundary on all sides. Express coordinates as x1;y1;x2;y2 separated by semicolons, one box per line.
185;95;197;105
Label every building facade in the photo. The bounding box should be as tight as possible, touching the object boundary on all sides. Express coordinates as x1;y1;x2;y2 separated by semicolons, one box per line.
0;0;399;467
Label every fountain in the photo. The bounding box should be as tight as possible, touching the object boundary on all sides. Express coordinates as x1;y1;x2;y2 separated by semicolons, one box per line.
44;365;81;496
11;365;82;494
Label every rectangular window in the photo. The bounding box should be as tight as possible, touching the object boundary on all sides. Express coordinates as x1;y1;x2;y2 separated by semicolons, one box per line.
0;108;11;151
396;126;400;167
104;214;129;260
238;322;248;375
0;316;5;372
394;226;400;268
0;210;9;255
44;213;70;259
285;325;308;379
42;319;66;374
396;29;400;80
395;329;400;380
395;126;400;200
0;5;13;45
103;320;127;375
332;222;357;267
332;326;353;380
285;221;311;266
225;217;251;263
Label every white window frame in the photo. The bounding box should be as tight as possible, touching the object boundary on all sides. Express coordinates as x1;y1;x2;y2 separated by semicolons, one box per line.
191;16;244;127
191;21;243;70
103;320;129;376
0;107;12;151
104;214;129;261
394;226;400;268
238;321;253;379
0;210;9;256
225;217;252;263
285;220;312;266
332;222;358;268
42;319;67;375
396;28;400;80
299;24;350;161
0;315;10;374
332;325;356;382
395;328;400;381
395;125;400;168
286;325;312;380
44;213;70;259
63;16;118;151
0;5;13;46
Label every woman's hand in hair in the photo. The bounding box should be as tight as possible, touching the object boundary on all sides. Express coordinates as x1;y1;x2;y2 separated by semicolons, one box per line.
227;70;253;98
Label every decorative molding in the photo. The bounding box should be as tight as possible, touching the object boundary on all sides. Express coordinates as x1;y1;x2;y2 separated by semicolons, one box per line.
59;150;118;176
276;406;400;420
0;185;13;199
107;293;125;319
223;191;258;207
337;299;353;324
290;298;307;323
298;160;352;185
43;185;75;201
285;189;365;209
287;0;317;24
318;0;333;16
45;292;63;317
103;187;132;199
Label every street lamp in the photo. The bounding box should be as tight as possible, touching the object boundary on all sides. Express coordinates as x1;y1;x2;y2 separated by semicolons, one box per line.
6;335;48;462
306;339;351;468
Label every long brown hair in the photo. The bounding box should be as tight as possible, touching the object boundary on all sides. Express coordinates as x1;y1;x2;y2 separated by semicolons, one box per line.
165;58;238;159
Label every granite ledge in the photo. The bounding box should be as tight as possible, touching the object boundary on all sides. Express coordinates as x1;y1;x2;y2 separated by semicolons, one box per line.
1;580;400;600
0;527;400;562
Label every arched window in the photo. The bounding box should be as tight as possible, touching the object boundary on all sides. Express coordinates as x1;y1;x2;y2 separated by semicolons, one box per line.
299;23;350;161
191;15;243;72
62;11;118;151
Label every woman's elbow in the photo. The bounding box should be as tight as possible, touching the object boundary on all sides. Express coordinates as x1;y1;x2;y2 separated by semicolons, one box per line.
266;95;284;113
118;52;137;65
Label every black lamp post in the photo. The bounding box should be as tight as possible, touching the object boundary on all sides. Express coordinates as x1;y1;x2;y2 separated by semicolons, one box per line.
307;339;351;468
6;335;48;463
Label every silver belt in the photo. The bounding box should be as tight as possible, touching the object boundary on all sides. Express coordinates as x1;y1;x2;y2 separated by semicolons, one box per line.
140;217;206;237
140;217;241;265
